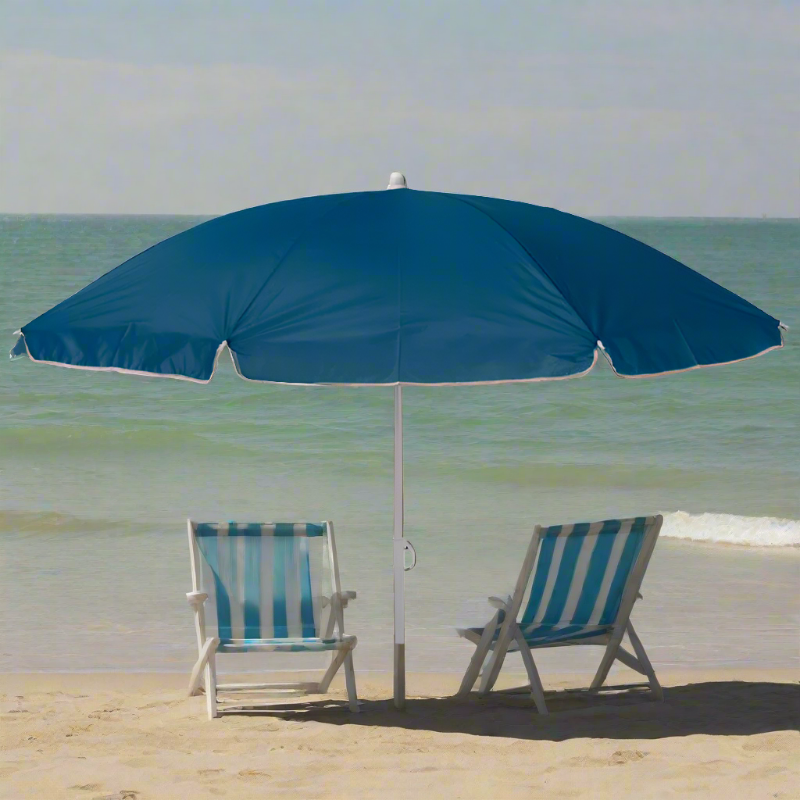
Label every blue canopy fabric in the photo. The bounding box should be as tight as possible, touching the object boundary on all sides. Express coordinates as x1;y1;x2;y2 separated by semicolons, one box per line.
11;189;784;384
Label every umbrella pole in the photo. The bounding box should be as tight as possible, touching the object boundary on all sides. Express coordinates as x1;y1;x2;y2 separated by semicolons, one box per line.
393;383;406;709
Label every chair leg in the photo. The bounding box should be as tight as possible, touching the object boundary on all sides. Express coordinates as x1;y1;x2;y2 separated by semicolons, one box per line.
457;612;500;697
343;649;359;713
457;645;486;696
478;658;498;695
317;645;350;693
188;637;219;697
590;635;622;692
205;653;218;719
513;629;548;715
626;622;663;700
478;623;515;697
613;644;645;674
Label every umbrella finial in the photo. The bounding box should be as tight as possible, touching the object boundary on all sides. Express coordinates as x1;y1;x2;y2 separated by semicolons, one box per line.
387;172;408;189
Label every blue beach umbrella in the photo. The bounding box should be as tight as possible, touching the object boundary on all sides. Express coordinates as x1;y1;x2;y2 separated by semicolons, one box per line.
10;173;786;707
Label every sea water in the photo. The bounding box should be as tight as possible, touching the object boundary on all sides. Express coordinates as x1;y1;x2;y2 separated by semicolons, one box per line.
0;215;797;674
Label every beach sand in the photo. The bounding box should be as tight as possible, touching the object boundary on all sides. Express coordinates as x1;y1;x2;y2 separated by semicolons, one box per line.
1;669;797;799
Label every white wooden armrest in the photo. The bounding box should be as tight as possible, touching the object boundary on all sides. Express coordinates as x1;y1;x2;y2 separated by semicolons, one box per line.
186;591;208;608
488;596;509;610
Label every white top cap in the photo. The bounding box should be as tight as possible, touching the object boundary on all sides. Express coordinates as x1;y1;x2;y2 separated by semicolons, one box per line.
387;172;408;189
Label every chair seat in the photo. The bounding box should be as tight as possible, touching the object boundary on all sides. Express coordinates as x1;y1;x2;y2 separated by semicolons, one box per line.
218;634;357;653
462;623;610;649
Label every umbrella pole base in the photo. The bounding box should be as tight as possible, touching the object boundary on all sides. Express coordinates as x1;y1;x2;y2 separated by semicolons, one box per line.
394;644;405;709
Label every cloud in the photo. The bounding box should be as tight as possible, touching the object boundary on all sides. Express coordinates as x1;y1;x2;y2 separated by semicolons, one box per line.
0;22;797;218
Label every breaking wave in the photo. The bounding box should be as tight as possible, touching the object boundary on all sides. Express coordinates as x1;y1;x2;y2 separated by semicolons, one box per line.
661;511;800;548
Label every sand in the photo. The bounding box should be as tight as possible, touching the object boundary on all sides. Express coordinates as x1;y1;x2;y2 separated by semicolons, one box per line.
1;669;798;800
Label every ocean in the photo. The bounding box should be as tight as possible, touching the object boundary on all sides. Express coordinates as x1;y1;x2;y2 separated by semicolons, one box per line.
1;214;798;675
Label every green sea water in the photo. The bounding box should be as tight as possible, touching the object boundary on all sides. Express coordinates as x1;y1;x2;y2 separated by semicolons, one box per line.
0;215;798;673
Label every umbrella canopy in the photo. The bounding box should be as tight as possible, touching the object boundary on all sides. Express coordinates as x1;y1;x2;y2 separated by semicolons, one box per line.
11;187;783;383
10;178;786;709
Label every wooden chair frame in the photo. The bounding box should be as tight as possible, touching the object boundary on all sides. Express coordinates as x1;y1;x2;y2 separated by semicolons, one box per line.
457;515;663;714
187;519;358;718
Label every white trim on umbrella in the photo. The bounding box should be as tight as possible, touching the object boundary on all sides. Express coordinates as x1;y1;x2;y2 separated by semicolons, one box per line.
13;329;786;386
596;325;786;380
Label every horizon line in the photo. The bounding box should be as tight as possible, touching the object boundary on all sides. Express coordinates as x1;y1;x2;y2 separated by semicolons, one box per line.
1;211;797;221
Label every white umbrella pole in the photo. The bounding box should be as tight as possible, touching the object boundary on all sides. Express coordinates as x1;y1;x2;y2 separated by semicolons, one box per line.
393;383;406;709
388;171;409;710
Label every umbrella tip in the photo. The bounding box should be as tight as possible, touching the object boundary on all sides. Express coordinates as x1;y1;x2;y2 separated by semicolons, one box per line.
387;172;408;189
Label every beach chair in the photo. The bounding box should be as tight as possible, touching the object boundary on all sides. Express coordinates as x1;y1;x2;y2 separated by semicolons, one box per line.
186;520;358;718
456;515;663;714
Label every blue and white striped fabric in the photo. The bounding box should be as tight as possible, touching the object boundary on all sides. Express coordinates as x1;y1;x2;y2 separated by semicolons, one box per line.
518;517;653;645
195;522;334;650
470;516;656;647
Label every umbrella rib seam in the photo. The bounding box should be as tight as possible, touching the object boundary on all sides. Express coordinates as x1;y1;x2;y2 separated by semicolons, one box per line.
228;194;362;351
443;194;600;346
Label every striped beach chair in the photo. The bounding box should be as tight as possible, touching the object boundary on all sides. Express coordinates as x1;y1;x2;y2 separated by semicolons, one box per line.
457;515;663;714
186;520;358;718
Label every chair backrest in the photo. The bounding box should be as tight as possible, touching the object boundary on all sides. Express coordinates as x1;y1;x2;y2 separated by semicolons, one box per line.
519;516;662;631
188;522;338;643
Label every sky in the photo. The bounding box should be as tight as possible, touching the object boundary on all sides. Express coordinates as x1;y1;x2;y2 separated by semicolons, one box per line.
0;0;798;216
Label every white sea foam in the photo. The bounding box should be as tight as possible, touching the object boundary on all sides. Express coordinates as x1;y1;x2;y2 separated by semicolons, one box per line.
661;511;800;548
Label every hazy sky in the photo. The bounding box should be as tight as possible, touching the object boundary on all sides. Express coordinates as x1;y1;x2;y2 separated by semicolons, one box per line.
1;0;798;216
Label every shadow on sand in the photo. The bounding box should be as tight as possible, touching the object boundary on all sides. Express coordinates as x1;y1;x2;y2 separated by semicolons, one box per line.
226;681;800;741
